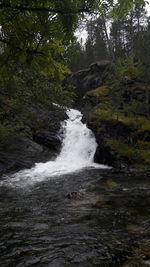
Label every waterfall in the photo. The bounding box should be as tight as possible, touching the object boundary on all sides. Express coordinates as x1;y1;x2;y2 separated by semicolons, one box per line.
1;109;108;187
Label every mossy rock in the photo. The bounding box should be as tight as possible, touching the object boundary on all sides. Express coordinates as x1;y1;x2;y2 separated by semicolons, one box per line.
137;149;150;164
92;108;135;125
107;139;150;165
131;163;150;172
107;140;138;162
87;86;109;99
137;141;150;150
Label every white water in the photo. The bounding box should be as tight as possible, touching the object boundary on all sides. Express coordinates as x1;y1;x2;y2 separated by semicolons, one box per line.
1;109;109;187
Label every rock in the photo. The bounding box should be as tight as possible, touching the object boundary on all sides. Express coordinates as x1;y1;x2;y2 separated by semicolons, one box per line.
0;106;66;176
33;131;61;151
0;136;51;175
65;60;111;109
66;191;84;200
90;60;111;72
92;201;107;208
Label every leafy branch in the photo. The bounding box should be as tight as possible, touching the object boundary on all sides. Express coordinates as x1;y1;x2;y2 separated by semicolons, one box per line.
0;4;89;14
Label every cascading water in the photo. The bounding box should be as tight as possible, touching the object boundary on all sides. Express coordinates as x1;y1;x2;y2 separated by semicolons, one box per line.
1;109;108;187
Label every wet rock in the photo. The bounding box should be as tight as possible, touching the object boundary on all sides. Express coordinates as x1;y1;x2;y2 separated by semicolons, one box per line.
66;191;85;200
122;259;150;266
88;118;133;168
33;223;49;230
66;192;99;209
92;201;107;208
0;137;47;175
33;131;61;151
0;107;66;176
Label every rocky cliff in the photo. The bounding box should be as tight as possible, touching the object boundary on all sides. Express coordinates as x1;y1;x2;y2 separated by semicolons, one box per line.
66;61;150;171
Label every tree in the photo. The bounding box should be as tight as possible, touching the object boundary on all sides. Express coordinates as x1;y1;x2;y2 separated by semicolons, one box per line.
110;3;147;59
65;39;86;72
83;16;108;66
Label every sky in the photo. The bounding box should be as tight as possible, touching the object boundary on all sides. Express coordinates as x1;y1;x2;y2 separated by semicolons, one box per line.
146;0;150;14
76;1;150;44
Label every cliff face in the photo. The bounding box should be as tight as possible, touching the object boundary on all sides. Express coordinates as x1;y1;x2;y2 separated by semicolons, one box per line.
66;61;111;110
67;61;150;171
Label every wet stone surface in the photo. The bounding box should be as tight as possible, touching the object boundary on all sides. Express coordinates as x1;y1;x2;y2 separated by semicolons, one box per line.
0;169;149;266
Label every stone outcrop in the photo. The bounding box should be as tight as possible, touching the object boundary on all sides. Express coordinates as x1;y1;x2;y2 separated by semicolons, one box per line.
66;61;150;170
65;60;111;109
0;107;66;176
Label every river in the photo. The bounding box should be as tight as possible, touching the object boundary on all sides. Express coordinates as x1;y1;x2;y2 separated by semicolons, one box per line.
0;109;149;266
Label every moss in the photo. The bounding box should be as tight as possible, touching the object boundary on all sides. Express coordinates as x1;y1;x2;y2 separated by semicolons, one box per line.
140;119;150;131
137;150;150;164
107;139;150;164
131;164;150;171
129;83;150;92
137;141;150;150
0;123;15;147
92;108;150;130
87;86;109;98
93;108;115;120
106;179;120;188
107;140;138;161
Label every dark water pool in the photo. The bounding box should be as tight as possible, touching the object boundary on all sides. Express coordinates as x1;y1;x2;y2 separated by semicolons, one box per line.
0;169;150;266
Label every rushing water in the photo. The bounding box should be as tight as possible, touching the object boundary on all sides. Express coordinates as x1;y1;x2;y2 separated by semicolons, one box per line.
0;109;149;266
1;109;107;188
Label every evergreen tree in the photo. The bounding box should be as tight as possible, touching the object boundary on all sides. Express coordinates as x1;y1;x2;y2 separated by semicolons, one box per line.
84;16;108;66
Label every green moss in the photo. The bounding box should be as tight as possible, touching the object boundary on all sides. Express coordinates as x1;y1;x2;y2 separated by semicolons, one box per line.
129;83;150;92
0;123;15;146
131;164;150;171
140;119;150;131
138;150;150;164
107;140;137;161
137;141;150;150
87;86;109;98
93;108;115;119
106;179;120;188
92;108;150;131
107;139;150;164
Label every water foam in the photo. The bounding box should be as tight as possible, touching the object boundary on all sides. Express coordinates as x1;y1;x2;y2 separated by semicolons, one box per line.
1;109;109;187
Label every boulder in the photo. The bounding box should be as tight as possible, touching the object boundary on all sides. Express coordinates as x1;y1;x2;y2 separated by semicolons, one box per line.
0;107;66;176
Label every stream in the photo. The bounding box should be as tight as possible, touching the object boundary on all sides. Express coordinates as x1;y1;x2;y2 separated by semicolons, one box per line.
0;109;149;266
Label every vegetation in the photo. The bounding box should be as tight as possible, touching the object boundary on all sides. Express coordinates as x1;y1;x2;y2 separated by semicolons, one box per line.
66;1;150;169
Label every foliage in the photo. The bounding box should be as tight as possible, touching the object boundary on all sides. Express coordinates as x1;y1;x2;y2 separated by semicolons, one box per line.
108;58;150;117
0;0;149;146
111;0;147;18
0;0;80;143
112;58;141;82
65;39;86;71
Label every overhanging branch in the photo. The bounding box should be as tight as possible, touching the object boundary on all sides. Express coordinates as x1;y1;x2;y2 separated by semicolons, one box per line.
0;4;89;14
0;38;44;56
